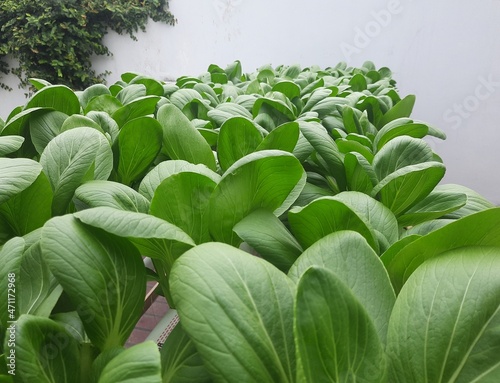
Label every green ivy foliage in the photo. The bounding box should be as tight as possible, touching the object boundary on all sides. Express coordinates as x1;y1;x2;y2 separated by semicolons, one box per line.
0;0;176;90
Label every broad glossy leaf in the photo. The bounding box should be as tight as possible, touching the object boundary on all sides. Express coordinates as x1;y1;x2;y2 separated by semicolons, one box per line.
50;311;86;344
272;81;301;99
112;95;160;127
211;74;228;87
60;114;103;133
130;75;165;96
252;92;296;120
170;89;203;110
86;111;120;143
0;237;25;326
397;191;467;227
306;171;329;189
40;127;113;216
257;66;276;82
331;191;399;246
84;95;122;115
29;78;51;90
371;162;446;216
73;204;194;297
0;218;14;246
158;104;216;171
233;209;303;272
356;96;386;128
293;182;332;207
18;238;62;317
401;219;454;237
282;64;301;79
288;197;378;250
195;83;220;106
115;117;162;185
41;215;146;351
299;121;346;190
344;152;377;194
74;180;150;213
0;172;52;236
289;231;395;344
110;84;124;96
387;247;500;382
292;132;314;162
336;138;374;162
139;160;220;201
0;135;24;156
0;158;42;205
373;136;433;180
121;72;140;83
346;132;372;147
6;105;22;121
235;95;258;112
98;341;162;383
26;85;80;115
436;184;495;219
379;94;415;127
150;172;217;244
349;73;368;91
29;110;68;154
256;122;299;152
1;107;48;137
75;206;194;304
245;78;262;95
294;109;315;125
301;88;332;113
160;323;212;383
74;207;195;255
425;121;447;139
116;84;146;104
341;106;362;135
222;83;243;100
299;77;324;96
217;117;263;171
181;98;212;120
90;346;124;381
374;120;428;150
197;127;218;146
312;97;349;119
378;86;399;102
207;103;253;127
170;242;296;383
12;315;80;383
380;235;421;265
209;150;306;246
79;83;111;110
383;208;500;292
207;64;223;81
254;112;276;131
192;119;213;131
164;83;180;96
379;93;396;111
225;60;242;83
295;267;386;383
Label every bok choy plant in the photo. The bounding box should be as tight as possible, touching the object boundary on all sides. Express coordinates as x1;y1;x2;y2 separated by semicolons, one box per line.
0;60;497;382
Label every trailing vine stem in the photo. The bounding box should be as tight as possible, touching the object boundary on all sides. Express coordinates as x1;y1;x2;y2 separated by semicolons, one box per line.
0;0;176;91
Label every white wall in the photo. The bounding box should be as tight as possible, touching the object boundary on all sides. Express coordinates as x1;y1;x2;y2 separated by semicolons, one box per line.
1;0;500;203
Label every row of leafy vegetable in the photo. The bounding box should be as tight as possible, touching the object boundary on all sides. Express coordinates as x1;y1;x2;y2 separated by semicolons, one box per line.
0;60;498;382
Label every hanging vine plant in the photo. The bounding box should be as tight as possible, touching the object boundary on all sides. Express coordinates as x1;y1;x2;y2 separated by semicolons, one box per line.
0;0;176;90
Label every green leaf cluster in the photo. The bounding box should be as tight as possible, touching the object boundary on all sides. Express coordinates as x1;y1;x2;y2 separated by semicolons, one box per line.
0;0;176;90
0;61;498;382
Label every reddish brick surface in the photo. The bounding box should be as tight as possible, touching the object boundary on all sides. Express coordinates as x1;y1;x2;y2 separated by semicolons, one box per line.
126;295;169;348
126;328;150;346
